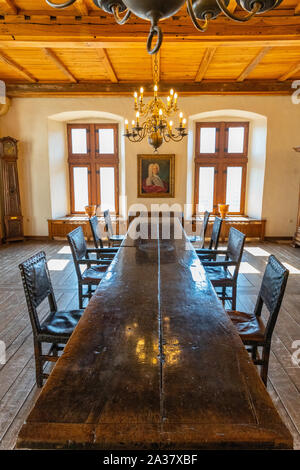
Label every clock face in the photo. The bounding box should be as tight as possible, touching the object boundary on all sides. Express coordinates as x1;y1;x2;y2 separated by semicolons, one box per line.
3;141;16;156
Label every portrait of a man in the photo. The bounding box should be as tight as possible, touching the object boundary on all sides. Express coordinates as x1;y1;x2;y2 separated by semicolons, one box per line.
137;154;175;198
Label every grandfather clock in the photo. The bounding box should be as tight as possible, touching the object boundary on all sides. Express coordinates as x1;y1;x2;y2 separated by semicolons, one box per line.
0;137;24;242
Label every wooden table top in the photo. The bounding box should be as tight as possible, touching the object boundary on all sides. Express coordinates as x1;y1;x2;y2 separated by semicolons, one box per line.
17;219;293;449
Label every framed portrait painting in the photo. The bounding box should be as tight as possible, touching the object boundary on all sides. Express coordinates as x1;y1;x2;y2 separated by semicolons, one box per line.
137;154;175;198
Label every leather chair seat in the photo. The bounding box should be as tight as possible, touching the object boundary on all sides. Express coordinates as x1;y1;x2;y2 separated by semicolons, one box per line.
227;310;265;342
41;309;83;336
82;265;107;283
204;265;233;281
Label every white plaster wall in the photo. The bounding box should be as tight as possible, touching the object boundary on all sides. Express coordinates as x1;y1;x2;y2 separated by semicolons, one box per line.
0;95;299;236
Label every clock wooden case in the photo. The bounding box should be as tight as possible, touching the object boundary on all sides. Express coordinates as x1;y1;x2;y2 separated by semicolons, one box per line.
0;137;24;242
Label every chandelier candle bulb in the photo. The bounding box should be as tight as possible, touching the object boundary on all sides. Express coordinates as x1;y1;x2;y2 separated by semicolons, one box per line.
125;119;129;132
183;118;187;128
136;112;140;126
179;112;183;127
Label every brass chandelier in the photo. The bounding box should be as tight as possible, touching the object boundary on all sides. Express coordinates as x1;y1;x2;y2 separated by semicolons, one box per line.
123;55;187;152
46;0;283;54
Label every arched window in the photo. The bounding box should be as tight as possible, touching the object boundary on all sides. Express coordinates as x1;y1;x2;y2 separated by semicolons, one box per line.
194;121;249;215
67;123;119;214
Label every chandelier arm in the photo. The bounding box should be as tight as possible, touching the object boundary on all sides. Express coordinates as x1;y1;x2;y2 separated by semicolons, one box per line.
215;0;262;22
112;5;131;25
147;25;163;55
45;0;77;8
169;134;185;142
186;0;210;32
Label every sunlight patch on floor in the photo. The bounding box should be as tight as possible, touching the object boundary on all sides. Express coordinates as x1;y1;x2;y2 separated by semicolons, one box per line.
283;262;300;274
48;259;70;271
57;246;71;254
229;262;260;275
244;247;270;257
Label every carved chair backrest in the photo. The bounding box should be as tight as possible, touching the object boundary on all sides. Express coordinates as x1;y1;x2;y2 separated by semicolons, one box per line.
226;228;246;279
208;216;223;250
19;251;57;335
254;254;289;342
67;226;88;280
89;215;104;249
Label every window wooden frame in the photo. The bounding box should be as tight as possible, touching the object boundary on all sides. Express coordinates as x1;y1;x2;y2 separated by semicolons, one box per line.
67;123;119;215
69;163;92;215
194;121;249;215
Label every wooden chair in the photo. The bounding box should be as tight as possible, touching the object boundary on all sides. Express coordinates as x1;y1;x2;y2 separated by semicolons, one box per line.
104;210;124;247
202;227;246;310
67;226;110;309
19;251;83;388
228;255;289;386
89;215;119;257
195;216;223;260
188;210;210;247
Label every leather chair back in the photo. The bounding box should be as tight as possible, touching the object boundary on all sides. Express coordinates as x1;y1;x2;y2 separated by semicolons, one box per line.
226;227;246;280
89;215;104;249
208;216;222;250
254;255;289;341
19;251;57;335
67;226;88;280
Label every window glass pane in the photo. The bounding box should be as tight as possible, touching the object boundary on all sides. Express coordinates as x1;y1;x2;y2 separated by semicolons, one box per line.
71;128;87;154
227;127;245;153
73;167;89;212
98;128;114;154
200;127;216;154
198;167;214;212
100;167;115;212
226;167;242;212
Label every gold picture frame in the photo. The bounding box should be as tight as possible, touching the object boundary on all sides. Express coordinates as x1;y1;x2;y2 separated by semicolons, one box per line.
137;154;175;198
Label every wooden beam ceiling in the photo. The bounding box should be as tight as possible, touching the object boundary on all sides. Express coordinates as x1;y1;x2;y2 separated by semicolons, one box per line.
43;48;78;83
6;80;293;97
75;0;89;16
0;49;37;82
195;48;217;82
0;3;299;96
2;0;17;15
95;48;118;83
237;47;272;82
0;13;300;43
279;62;300;81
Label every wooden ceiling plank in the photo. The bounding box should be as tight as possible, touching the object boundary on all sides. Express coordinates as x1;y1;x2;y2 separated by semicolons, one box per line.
75;0;89;16
295;2;300;14
227;0;238;13
95;48;118;83
5;80;293;97
43;48;78;83
0;39;300;49
195;48;217;82
0;49;37;82
2;0;18;15
152;50;161;83
237;46;273;82
278;62;300;81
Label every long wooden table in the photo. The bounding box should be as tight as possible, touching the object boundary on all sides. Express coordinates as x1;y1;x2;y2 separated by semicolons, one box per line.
17;218;293;449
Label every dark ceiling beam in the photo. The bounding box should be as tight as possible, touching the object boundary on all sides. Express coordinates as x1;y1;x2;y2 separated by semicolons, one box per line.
6;80;293;97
